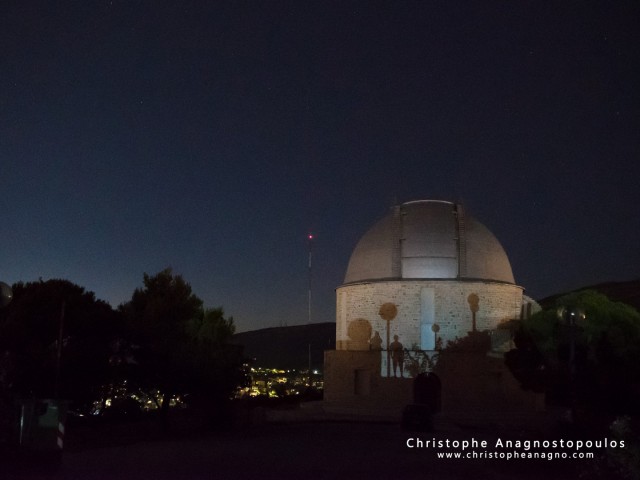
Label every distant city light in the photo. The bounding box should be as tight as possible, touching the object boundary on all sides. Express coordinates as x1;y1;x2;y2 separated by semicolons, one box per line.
237;365;324;398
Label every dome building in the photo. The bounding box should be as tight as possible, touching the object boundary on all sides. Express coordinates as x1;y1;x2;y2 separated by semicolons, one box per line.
324;200;541;419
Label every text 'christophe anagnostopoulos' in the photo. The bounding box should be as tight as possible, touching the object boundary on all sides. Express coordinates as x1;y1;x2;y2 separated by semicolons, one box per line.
406;438;624;450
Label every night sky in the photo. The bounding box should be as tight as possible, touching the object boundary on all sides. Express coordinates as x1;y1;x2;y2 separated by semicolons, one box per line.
1;1;638;332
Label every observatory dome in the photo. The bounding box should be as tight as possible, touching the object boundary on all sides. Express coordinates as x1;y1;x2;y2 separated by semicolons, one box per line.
344;200;515;285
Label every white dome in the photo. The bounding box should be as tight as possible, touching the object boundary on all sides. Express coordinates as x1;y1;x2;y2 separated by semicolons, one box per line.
343;200;515;284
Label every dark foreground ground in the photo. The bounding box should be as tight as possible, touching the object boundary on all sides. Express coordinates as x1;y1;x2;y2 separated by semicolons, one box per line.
2;413;596;480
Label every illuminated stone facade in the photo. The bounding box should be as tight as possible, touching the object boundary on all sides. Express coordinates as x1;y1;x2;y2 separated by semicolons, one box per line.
336;280;528;353
324;200;541;420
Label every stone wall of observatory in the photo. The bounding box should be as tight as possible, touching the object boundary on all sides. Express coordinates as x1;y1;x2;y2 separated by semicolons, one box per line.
336;280;524;350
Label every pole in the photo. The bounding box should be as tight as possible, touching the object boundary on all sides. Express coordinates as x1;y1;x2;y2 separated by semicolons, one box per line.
308;234;313;325
386;319;390;378
308;235;313;387
55;301;66;399
308;343;312;387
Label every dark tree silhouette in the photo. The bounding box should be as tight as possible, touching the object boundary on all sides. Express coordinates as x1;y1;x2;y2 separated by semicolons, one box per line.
523;290;640;417
119;269;202;421
120;268;242;429
0;279;122;404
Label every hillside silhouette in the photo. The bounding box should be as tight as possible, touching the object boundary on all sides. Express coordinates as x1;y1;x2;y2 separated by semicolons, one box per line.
538;278;640;311
231;322;335;371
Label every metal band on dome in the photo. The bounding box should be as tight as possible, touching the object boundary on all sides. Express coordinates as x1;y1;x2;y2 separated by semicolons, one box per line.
391;205;402;278
455;203;467;278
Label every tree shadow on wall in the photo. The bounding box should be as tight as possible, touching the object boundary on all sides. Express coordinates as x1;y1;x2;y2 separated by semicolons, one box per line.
443;330;491;353
431;330;497;388
403;349;439;378
401;332;491;378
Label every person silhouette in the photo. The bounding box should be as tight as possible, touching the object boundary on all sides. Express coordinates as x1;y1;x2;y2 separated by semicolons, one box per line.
370;331;383;350
389;335;404;377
